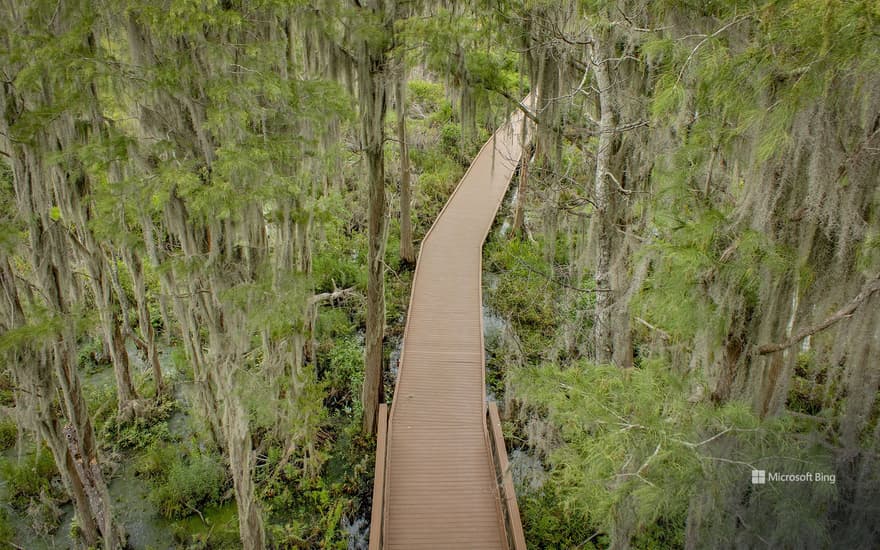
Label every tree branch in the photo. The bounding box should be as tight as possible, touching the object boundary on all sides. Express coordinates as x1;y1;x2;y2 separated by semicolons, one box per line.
309;286;357;306
676;15;753;84
758;277;880;355
635;316;671;341
492;89;647;153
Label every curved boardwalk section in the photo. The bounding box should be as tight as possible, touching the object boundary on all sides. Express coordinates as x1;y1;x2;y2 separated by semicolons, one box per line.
381;109;527;549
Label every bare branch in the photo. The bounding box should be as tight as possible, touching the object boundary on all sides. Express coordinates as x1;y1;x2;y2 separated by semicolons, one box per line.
309;286;357;306
635;317;671;341
676;15;753;84
758;277;880;355
493;89;647;151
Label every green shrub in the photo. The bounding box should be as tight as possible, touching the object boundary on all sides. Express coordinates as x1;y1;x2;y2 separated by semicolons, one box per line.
0;446;60;509
408;79;445;112
169;346;193;380
312;212;368;295
77;337;106;372
265;477;350;550
411;148;460;219
150;451;227;519
324;336;364;417
484;238;558;358
512;359;838;548
383;262;413;324
170;502;240;549
520;486;601;549
98;399;175;452
0;417;17;451
0;508;13;544
316;308;355;340
136;442;179;481
439;122;461;155
84;382;117;425
428;99;455;126
0;371;13;407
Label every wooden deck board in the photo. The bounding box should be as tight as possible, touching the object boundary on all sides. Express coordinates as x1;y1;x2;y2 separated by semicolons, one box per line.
381;109;527;548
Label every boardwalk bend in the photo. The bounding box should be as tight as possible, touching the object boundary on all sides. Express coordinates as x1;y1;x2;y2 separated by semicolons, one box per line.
369;103;531;549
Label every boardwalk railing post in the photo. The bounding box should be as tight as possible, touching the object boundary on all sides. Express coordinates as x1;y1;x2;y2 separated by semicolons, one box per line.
369;403;389;550
487;401;527;550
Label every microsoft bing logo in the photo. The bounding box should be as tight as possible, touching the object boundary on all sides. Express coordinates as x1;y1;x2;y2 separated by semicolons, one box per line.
751;470;766;484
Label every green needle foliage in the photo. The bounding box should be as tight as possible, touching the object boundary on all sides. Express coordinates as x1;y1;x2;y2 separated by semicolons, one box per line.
513;359;838;548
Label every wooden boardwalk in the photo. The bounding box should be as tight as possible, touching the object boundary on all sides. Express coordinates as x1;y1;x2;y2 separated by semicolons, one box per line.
373;107;529;549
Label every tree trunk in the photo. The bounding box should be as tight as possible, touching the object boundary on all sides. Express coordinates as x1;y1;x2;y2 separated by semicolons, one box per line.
397;65;415;265
591;45;615;364
88;259;139;412
216;362;265;550
360;0;390;436
511;96;533;239
510;156;529;238
124;249;165;396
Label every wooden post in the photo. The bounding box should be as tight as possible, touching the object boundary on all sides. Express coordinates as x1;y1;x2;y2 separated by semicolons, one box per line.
488;401;527;550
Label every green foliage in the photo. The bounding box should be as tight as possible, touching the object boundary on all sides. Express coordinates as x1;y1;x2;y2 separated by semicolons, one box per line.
411;147;461;219
316;308;356;340
169;501;240;549
136;442;179;481
428;99;456;127
0;310;65;356
439;122;462;155
0;371;12;408
264;473;350;549
519;486;602;548
169;346;194;380
651;73;685;120
267;492;346;549
786;352;829;417
4;0;873;547
464;49;521;93
856;228;880;273
406;8;521;99
77;337;106;372
485;238;558;359
312;193;368;295
84;382;117;428
0;416;17;451
381;243;413;323
243;363;327;448
0;162;22;254
257;383;373;549
636;193;791;344
222;272;310;340
98;399;176;452
0;446;61;510
68;515;82;543
512;359;838;548
407;80;445;112
0;508;13;544
149;450;228;520
323;336;364;417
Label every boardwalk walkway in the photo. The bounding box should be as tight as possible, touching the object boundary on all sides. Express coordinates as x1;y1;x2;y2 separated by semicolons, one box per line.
373;106;529;549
